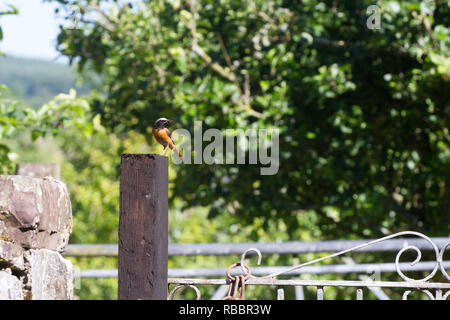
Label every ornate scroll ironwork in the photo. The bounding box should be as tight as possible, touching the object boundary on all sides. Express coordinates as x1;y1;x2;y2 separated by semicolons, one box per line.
168;231;450;300
168;284;201;300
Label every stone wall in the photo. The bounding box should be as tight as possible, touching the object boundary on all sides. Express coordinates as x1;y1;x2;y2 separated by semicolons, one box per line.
0;175;73;300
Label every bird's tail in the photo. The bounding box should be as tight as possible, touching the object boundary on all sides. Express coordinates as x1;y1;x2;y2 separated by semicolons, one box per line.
173;145;183;159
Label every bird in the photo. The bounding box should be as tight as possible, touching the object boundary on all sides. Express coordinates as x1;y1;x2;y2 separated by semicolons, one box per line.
152;117;183;158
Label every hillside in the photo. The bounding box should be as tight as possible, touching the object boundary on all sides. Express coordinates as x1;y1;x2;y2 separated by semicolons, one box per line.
0;55;91;107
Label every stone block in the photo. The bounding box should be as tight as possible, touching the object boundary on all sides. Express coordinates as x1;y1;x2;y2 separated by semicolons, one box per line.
0;239;25;270
0;175;72;252
0;270;24;300
25;249;73;300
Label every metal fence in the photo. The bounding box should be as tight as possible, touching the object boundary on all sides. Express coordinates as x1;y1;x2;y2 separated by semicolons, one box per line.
65;231;450;300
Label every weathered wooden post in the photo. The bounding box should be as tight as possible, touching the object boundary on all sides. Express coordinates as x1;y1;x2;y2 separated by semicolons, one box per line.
118;154;168;300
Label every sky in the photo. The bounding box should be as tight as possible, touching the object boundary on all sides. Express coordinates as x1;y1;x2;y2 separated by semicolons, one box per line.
0;0;65;62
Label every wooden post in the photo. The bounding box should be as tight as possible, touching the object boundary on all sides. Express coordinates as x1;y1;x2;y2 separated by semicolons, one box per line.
118;154;168;300
16;162;61;180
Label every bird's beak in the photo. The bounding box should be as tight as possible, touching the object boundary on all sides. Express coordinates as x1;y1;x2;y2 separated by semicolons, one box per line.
166;119;173;123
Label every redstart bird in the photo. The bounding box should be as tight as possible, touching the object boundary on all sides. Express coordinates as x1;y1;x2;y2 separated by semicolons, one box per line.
152;117;183;158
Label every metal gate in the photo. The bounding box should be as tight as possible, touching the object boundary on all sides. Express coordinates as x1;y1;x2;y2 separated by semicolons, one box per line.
167;231;450;300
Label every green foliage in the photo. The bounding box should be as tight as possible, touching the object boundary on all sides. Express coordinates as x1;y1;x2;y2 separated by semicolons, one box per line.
0;56;92;107
0;4;18;55
0;87;93;172
0;86;20;172
50;0;450;238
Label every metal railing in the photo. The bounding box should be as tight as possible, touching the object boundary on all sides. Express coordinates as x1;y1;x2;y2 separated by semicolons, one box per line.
65;232;450;300
65;237;450;257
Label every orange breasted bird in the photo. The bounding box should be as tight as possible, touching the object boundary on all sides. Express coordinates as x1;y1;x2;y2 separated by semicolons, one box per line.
152;117;182;158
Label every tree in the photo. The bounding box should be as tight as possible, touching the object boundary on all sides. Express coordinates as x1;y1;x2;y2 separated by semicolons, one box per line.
50;0;449;237
0;5;93;173
0;4;18;55
0;87;93;171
